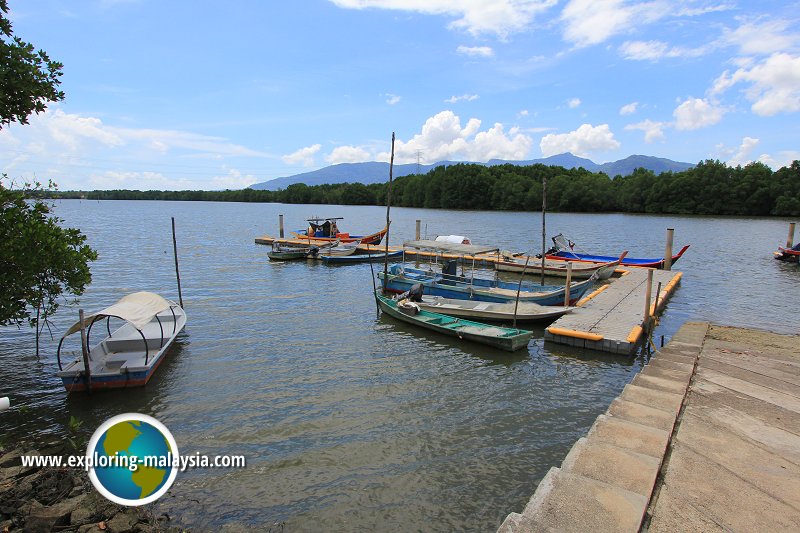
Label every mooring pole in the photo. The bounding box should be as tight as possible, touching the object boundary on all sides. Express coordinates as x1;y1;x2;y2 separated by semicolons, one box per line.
563;262;573;307
380;132;395;302
415;219;421;240
171;217;184;308
787;222;796;248
664;228;674;271
279;214;285;238
79;309;92;393
541;176;547;286
643;269;654;325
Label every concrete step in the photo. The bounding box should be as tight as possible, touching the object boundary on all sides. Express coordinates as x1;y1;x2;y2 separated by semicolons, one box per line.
619;383;684;416
646;357;694;373
640;364;693;386
586;414;670;458
667;321;709;345
561;437;661;497
607;397;677;432
631;373;688;395
514;469;647;533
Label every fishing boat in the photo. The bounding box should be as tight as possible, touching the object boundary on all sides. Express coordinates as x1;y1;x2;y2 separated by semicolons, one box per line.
291;217;387;245
415;295;573;322
495;252;626;279
56;292;186;392
377;239;596;305
308;239;360;258
379;265;594;305
375;291;533;352
774;243;800;262
321;249;404;264
546;233;689;269
268;240;339;260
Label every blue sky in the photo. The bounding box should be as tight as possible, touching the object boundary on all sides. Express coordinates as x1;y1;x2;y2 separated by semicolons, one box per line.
2;0;799;190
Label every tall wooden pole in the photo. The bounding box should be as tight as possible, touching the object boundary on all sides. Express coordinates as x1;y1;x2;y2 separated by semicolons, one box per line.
171;217;184;308
279;214;285;238
664;228;674;271
415;219;421;240
787;222;796;248
79;309;92;393
541;176;547;286
382;132;396;291
643;269;654;324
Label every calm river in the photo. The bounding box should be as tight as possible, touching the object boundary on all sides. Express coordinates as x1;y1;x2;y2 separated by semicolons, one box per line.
1;200;797;531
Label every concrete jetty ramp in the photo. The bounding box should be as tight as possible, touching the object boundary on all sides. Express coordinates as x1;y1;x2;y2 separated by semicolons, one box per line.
499;321;800;532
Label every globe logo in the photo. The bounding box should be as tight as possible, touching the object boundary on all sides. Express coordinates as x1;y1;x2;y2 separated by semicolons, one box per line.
86;413;179;506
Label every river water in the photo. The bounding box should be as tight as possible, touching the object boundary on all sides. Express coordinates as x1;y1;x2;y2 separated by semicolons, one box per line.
1;200;797;531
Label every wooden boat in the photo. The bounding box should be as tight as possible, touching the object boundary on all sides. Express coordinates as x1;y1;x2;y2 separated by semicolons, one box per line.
309;240;360;258
375;291;533;352
291;217;387;245
56;292;186;392
495;252;626;279
774;244;800;262
321;249;404;264
268;240;338;260
415;295;573;322
546;233;689;268
378;264;595;305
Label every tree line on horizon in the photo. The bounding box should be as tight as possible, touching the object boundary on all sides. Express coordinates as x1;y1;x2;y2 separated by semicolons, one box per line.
47;158;800;217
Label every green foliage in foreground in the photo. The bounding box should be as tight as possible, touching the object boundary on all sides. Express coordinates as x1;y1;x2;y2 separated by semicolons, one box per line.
0;178;97;352
46;159;800;216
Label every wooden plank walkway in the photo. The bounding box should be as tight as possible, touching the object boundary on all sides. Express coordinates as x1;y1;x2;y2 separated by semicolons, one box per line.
498;322;800;533
545;268;682;354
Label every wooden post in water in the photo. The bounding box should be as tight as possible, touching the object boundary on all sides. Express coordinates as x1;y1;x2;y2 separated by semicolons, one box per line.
279;214;285;238
415;220;421;240
540;176;547;286
381;132;396;294
643;269;654;325
78;309;92;393
563;262;573;307
664;228;674;271
787;222;796;247
171;217;184;308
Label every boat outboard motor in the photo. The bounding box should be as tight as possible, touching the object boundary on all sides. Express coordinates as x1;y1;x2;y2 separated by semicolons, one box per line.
307;246;319;258
442;259;458;277
407;283;424;302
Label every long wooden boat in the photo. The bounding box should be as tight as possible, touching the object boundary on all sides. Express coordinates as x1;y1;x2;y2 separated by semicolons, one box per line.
375;291;532;352
56;292;186;392
378;265;595;305
774;245;800;262
268;246;310;260
321;249;404;264
308;240;360;258
291;217;388;245
415;295;573;322
495;252;626;279
546;233;689;268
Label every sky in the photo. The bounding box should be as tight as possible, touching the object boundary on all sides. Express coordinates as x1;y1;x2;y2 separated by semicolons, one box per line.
1;0;800;191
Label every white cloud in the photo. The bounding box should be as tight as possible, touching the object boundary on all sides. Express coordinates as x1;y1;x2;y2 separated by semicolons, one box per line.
725;136;760;167
456;45;494;57
329;0;558;38
385;93;402;105
282;144;321;166
539;123;620;157
619;102;638;115
618;40;708;61
326;145;372;164
567;98;581;108
711;53;800;116
372;110;532;163
560;0;667;48
444;94;479;103
673;97;724;130
721;19;798;56
624;119;666;143
757;150;800;170
518;109;530;117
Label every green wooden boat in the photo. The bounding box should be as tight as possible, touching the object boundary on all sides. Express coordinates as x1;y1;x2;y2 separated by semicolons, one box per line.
375;291;532;352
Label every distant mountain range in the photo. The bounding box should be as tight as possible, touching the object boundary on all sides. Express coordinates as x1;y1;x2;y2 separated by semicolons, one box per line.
250;153;695;191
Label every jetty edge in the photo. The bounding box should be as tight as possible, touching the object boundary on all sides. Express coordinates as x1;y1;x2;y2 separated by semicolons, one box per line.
498;321;800;532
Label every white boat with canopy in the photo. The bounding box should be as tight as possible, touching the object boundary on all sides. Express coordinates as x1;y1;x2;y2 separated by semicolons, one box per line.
56;292;186;392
